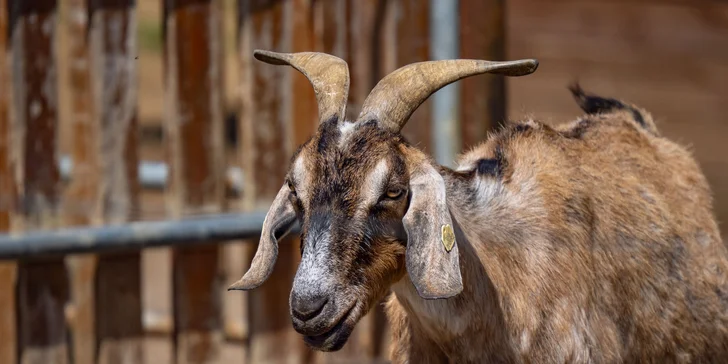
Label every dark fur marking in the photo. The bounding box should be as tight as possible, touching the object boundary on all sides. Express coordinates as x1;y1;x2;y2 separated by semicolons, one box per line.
569;83;647;129
476;159;499;176
362;119;378;128
290;193;305;218
563;118;595;139
392;155;407;178
306;211;331;249
317;128;336;154
351;133;370;154
564;196;590;225
512;123;532;134
316;116;341;154
494;144;508;179
465;185;479;206
630;109;645;127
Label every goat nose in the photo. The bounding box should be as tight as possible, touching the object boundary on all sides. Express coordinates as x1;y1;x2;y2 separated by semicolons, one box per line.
291;291;328;321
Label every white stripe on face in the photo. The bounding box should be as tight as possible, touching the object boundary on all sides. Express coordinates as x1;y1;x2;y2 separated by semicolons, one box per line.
359;159;390;212
291;155;310;202
338;121;357;149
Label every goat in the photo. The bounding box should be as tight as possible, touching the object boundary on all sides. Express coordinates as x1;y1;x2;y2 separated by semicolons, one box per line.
229;50;728;363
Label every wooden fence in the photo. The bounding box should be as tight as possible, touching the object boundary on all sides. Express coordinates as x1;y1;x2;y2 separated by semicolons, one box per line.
4;0;728;363
0;0;507;363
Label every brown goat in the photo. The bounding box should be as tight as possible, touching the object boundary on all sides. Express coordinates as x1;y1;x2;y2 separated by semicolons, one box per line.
229;50;728;363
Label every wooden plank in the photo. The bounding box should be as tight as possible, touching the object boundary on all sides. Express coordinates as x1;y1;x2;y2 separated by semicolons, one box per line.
395;0;431;151
222;1;257;354
164;0;226;363
91;1;143;361
559;0;718;3
314;0;347;58
508;0;728;61
509;32;728;69
377;0;397;83
63;2;97;363
291;0;316;145
63;0;144;363
238;0;303;363
460;0;507;147
347;0;378;119
511;0;724;9
312;0;348;121
9;1;69;364
0;1;18;363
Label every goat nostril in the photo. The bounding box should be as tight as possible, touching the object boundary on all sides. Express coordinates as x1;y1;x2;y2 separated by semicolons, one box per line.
291;293;328;321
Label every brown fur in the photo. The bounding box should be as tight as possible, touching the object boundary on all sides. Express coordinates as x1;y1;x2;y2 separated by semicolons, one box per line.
260;87;728;362
383;92;728;363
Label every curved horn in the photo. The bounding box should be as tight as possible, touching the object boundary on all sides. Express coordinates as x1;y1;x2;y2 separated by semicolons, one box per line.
356;59;539;132
254;50;350;123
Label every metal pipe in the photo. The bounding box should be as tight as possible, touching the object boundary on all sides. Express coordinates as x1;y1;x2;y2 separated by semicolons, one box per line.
430;0;461;167
59;155;245;194
0;211;299;260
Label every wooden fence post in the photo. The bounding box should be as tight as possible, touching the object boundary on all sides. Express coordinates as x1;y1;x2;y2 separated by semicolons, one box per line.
0;1;18;363
395;0;432;152
64;0;143;363
9;1;69;364
64;1;97;363
291;0;316;146
239;0;306;362
164;0;226;362
459;0;507;147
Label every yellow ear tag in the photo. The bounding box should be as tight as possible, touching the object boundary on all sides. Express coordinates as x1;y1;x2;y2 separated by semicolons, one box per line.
441;224;455;252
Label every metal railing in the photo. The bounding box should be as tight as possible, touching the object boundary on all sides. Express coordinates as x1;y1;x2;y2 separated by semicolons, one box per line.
0;210;300;260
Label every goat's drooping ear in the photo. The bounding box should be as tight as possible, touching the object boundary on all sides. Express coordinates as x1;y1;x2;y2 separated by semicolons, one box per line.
403;162;463;299
228;185;297;290
253;50;350;123
357;58;538;132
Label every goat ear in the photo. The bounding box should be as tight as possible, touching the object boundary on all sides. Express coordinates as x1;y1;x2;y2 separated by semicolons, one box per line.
403;163;463;299
228;184;297;291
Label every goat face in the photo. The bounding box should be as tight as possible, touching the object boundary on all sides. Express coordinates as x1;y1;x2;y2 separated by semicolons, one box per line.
228;50;538;351
284;119;412;350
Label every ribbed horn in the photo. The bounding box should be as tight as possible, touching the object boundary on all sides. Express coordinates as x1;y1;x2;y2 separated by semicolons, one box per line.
254;50;350;123
356;59;539;132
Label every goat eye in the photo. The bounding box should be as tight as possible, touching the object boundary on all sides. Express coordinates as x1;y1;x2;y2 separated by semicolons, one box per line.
385;188;404;199
287;181;297;196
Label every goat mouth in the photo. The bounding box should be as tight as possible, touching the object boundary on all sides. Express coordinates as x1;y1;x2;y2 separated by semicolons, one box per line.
303;302;358;351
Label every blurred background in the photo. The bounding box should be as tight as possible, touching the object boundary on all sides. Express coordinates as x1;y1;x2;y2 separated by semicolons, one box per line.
1;0;726;363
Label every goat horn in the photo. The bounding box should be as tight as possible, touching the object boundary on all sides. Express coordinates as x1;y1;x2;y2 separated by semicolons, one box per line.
356;59;539;132
254;50;350;123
